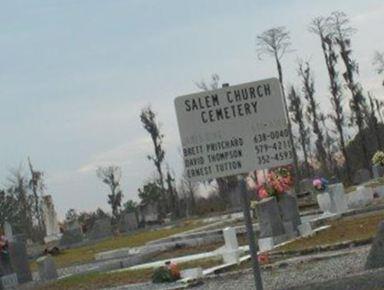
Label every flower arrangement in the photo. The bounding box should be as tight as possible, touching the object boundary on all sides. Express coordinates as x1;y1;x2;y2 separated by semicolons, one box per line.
312;177;328;192
257;166;293;199
372;151;384;166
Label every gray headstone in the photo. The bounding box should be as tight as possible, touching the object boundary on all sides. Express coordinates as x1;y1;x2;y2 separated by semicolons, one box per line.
299;179;313;195
366;221;384;270
317;192;332;213
277;194;302;233
255;197;285;238
8;234;32;284
372;165;384;179
59;228;83;246
0;273;18;290
36;256;58;281
328;183;348;213
87;218;113;240
121;212;138;232
0;241;12;276
353;169;371;185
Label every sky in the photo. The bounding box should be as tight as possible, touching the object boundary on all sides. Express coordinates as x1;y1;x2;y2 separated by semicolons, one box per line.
1;0;383;219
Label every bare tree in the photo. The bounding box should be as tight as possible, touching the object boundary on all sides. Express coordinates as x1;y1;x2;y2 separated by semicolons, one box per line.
373;52;384;72
367;93;383;149
256;27;300;187
329;11;370;170
288;86;311;177
165;170;179;218
140;106;167;217
194;74;238;209
179;171;198;217
96;166;123;225
0;189;20;230
298;60;329;176
7;168;33;238
309;16;352;182
28;157;45;236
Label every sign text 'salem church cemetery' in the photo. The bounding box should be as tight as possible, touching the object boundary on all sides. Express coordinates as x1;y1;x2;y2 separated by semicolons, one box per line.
175;78;293;182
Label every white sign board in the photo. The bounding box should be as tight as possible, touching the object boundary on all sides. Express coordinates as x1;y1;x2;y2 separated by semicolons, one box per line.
174;78;293;182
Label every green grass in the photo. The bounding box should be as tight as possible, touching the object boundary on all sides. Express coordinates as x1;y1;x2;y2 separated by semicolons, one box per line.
36;257;222;290
274;211;384;253
32;220;203;270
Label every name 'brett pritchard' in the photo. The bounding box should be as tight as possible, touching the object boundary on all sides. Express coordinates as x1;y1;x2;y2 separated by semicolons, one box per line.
183;83;271;124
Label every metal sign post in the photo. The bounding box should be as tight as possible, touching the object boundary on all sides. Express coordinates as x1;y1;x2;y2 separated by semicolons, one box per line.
239;178;263;290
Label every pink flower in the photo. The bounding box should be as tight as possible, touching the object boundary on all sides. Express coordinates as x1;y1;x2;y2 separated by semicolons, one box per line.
258;187;269;199
313;179;322;187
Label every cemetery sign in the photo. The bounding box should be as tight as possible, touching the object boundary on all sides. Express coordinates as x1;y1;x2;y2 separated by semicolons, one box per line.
175;78;293;182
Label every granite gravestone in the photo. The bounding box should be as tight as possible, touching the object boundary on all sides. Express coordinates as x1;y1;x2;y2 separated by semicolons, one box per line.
36;255;58;281
372;165;384;179
0;223;13;278
121;212;138;232
299;179;313;195
366;221;384;269
278;194;302;236
353;169;371;185
87;218;113;240
8;234;32;284
255;197;285;238
347;186;374;209
60;220;83;247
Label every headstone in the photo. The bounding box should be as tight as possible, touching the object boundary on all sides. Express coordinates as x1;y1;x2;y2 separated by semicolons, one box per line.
366;221;384;269
42;195;62;243
299;179;313;195
255;197;285;239
374;185;384;198
59;228;83;247
277;194;301;233
0;273;18;290
121;212;138;232
138;202;160;224
328;183;348;214
347;186;374;209
372;165;384;179
87;218;113;240
3;223;12;242
8;234;32;284
317;193;332;213
353;169;371;185
222;227;240;264
298;223;313;237
0;223;13;277
36;256;58;281
180;268;203;280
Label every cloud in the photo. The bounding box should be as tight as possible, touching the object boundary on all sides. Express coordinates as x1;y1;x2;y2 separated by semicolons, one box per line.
77;137;152;173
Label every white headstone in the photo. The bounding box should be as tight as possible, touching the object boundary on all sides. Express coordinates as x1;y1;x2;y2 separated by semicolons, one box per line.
3;222;13;241
298;223;313;237
223;227;238;250
180;268;203;280
222;227;240;264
